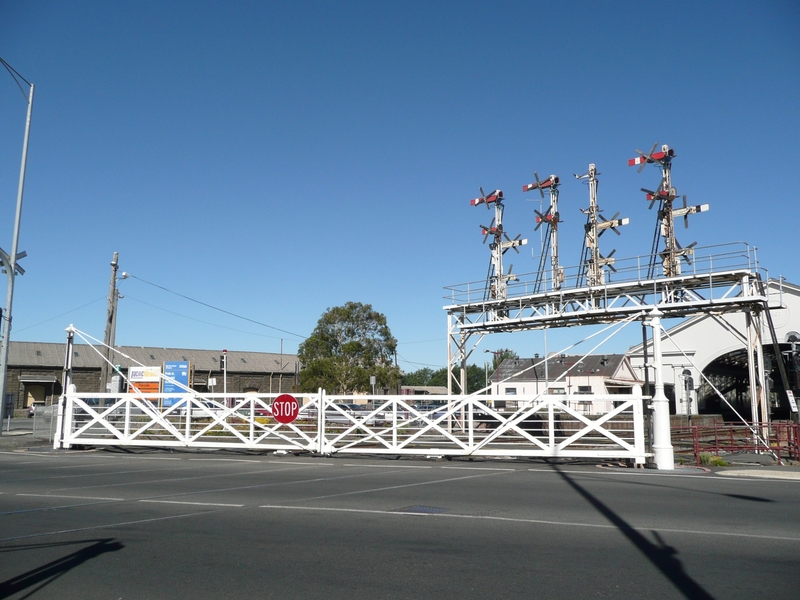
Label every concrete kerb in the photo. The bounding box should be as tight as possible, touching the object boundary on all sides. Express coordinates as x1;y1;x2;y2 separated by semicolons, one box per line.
714;466;800;481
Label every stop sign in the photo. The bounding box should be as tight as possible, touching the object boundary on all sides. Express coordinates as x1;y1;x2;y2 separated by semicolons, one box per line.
271;394;299;424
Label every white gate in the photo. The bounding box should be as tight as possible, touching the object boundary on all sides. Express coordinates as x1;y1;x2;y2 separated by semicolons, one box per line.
55;388;646;462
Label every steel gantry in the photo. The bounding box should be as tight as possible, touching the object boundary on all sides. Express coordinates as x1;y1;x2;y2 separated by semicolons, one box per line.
445;247;778;468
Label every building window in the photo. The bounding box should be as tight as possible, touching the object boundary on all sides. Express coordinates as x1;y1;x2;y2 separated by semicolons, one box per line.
505;387;517;395
549;387;566;394
577;385;592;394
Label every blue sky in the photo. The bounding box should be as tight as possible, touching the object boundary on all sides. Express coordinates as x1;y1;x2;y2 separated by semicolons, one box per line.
1;1;798;372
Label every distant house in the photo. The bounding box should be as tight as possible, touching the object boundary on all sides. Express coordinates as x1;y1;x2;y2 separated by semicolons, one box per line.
401;385;448;396
4;341;298;411
488;354;642;413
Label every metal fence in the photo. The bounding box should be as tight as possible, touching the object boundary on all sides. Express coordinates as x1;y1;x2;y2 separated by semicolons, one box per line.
55;389;646;462
32;405;57;441
671;422;800;465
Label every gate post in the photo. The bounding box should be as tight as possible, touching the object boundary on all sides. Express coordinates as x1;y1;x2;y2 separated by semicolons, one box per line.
648;308;674;470
317;388;325;454
55;327;76;449
632;385;645;464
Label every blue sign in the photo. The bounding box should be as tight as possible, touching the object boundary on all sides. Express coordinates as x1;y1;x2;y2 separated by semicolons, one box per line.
163;361;190;407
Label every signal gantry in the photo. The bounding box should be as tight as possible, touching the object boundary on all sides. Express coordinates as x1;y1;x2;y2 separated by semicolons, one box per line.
574;164;629;287
471;187;527;301
523;172;563;292
629;144;709;278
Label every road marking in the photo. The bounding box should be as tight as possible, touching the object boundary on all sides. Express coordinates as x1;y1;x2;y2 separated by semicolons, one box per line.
140;499;244;507
528;469;711;479
527;468;800;481
288;470;507;502
342;463;432;469
16;493;125;501
441;466;515;471
268;460;332;466
188;458;261;463
0;510;224;543
257;505;800;542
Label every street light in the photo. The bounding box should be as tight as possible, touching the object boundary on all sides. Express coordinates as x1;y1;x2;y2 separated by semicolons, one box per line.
0;58;34;433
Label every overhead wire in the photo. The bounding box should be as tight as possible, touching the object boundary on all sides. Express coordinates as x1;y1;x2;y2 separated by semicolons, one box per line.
127;274;306;340
13;297;106;333
0;56;32;100
124;295;294;342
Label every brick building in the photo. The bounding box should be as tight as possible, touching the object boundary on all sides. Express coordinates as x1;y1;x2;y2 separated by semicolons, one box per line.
4;341;299;410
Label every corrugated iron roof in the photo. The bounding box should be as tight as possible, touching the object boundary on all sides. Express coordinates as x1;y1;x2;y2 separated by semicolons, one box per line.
8;341;298;374
494;354;632;383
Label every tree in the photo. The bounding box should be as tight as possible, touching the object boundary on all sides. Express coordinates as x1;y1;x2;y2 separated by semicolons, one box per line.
298;302;401;394
401;367;434;386
403;365;487;394
488;348;519;372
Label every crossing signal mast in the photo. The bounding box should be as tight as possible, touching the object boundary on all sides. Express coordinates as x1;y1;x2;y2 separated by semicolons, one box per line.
574;164;629;287
471;188;527;301
523;172;563;292
629;143;709;278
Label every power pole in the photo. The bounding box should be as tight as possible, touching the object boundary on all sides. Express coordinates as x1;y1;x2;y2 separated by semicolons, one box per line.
0;64;34;433
99;252;120;392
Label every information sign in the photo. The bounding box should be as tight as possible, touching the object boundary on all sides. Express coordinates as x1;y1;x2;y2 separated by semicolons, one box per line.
787;390;798;413
163;361;191;407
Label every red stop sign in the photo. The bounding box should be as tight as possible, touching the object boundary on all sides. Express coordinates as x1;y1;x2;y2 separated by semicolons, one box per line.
271;394;299;424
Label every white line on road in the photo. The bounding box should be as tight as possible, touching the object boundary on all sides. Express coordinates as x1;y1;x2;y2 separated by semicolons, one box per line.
16;493;125;501
441;466;515;471
342;464;433;469
268;460;332;466
188;458;261;463
0;509;224;543
527;468;800;482
257;504;800;542
140;499;244;507
287;470;507;502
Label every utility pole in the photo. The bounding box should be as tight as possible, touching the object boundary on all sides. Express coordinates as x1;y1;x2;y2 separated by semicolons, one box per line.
99;252;121;392
0;61;34;434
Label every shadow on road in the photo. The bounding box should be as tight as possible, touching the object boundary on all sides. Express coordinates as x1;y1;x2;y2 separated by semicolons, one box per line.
554;467;715;600
559;467;776;504
0;538;124;599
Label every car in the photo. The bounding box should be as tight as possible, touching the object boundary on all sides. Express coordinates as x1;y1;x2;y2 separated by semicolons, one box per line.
412;404;449;420
27;401;44;418
172;400;228;418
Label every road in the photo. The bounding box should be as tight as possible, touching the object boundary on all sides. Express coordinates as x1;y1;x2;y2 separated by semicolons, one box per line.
0;449;797;599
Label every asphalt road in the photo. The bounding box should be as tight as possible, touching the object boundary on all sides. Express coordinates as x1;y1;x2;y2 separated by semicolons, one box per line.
0;448;797;599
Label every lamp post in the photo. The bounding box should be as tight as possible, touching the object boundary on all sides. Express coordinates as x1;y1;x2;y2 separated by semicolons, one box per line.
0;59;34;434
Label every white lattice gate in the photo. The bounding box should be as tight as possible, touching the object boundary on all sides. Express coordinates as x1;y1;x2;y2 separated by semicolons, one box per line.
55;388;646;462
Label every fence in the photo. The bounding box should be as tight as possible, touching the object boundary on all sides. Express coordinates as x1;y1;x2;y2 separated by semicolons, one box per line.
671;422;800;465
55;389;646;462
32;405;57;441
